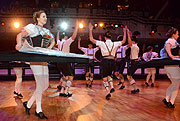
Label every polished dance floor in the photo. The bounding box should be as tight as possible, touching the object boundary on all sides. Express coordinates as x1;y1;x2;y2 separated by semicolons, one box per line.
0;79;180;121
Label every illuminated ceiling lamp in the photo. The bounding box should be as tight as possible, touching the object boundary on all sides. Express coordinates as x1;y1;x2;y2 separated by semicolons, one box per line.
14;22;20;28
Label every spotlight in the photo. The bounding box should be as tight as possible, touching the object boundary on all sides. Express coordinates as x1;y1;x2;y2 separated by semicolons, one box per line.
115;24;118;28
94;23;98;27
1;22;5;26
120;24;124;28
14;22;20;28
79;23;84;29
99;23;104;27
151;25;157;33
60;22;68;30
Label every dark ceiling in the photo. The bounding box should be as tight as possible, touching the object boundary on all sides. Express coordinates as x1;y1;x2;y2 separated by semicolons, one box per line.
0;0;179;19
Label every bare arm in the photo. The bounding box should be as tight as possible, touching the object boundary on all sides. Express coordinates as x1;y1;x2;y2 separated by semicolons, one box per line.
71;20;79;40
121;26;127;45
127;28;133;46
78;36;82;50
165;43;179;59
89;23;96;44
47;38;55;49
15;30;28;50
56;30;60;42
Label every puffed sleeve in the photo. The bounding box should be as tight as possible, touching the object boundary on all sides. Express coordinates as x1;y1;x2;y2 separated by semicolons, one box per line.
23;24;37;37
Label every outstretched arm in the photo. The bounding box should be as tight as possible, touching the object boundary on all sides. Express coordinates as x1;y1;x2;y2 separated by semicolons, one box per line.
78;36;82;50
71;20;79;40
56;30;60;42
121;26;127;45
89;23;96;44
127;28;133;46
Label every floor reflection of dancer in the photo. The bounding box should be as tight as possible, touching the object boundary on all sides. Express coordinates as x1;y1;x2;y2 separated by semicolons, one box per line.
78;36;99;88
89;23;127;100
143;46;158;87
114;35;128;90
126;29;141;94
161;27;180;108
56;21;78;97
15;10;55;119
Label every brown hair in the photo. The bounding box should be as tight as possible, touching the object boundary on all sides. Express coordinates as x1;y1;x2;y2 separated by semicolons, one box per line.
166;27;178;38
147;46;153;52
33;10;45;24
104;31;112;39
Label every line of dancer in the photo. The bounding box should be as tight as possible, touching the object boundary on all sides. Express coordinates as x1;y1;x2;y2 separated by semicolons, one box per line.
13;9;180;119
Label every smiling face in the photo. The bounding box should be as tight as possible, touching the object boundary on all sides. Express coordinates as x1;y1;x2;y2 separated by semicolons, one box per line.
37;12;47;26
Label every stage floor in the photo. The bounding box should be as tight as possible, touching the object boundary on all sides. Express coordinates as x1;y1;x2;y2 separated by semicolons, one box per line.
0;80;180;121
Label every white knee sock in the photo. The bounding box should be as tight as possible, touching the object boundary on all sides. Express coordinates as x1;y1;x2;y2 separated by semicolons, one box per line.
36;102;42;113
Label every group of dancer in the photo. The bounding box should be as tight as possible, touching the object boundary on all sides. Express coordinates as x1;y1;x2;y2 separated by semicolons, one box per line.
13;10;179;119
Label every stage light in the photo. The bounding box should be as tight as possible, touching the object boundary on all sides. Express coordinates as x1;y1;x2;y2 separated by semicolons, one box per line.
115;24;118;28
94;23;98;27
79;23;84;29
99;23;104;27
120;24;124;28
1;22;5;26
60;22;68;30
14;22;20;28
151;30;155;34
151;25;157;33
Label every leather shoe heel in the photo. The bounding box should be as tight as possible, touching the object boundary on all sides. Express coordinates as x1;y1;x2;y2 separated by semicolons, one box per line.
23;101;31;115
35;111;48;119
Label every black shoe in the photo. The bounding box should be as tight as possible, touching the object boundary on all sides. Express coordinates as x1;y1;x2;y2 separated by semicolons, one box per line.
89;84;92;88
14;91;18;97
118;82;122;85
64;92;72;97
131;89;139;94
86;83;89;87
57;85;62;90
59;93;65;97
35;111;48;119
162;98;169;107
106;93;111;100
110;88;115;93
151;83;154;87
18;93;23;99
168;102;175;108
23;101;31;115
145;82;149;86
136;89;140;92
119;86;125;90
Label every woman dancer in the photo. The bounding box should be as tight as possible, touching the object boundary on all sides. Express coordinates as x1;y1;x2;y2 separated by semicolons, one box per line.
89;23;127;100
161;27;180;108
78;36;99;87
143;46;158;87
15;10;55;119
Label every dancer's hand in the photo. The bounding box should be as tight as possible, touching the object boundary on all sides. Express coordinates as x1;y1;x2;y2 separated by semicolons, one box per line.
123;25;127;32
15;44;21;50
89;23;93;30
